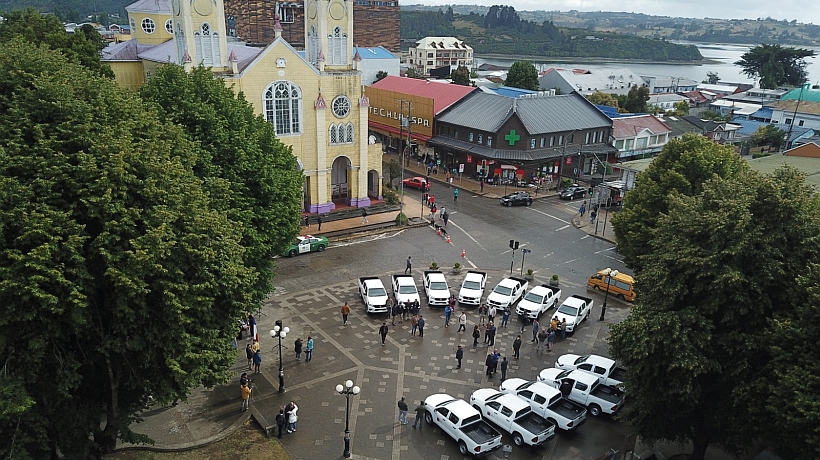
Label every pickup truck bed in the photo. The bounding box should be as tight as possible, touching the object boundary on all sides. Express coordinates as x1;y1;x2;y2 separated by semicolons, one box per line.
610;367;627;383
515;413;554;441
462;421;501;446
549;398;587;422
591;384;624;404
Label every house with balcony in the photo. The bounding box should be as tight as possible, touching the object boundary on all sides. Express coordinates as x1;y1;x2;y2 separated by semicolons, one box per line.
407;36;473;77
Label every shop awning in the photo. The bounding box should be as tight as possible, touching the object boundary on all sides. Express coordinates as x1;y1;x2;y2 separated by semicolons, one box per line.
368;121;432;142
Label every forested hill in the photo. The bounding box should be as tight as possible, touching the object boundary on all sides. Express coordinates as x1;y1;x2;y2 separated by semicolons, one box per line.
402;6;703;61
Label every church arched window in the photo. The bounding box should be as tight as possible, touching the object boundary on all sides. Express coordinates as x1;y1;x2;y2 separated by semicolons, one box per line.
264;81;302;135
328;26;347;65
346;123;354;143
329;124;338;144
195;23;217;65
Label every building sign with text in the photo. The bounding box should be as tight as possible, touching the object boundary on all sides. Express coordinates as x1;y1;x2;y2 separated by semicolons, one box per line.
366;87;435;138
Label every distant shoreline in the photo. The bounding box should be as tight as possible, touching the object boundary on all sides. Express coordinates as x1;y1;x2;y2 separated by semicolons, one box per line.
475;53;721;66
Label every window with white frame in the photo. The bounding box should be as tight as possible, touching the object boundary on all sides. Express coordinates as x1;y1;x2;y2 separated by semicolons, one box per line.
141;18;156;34
329;123;354;145
329;125;338;144
469;132;474;142
558;135;563;145
531;139;536;149
264;81;302;135
478;134;482;143
487;136;492;146
550;136;554;147
277;4;296;23
585;132;590;144
165;19;173;34
540;138;545;148
194;23;221;66
328;26;347;65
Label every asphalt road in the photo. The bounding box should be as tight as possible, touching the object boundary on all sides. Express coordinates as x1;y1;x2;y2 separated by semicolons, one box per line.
266;185;636;460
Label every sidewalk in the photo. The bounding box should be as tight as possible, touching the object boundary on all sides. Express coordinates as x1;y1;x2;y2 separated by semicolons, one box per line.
298;193;426;236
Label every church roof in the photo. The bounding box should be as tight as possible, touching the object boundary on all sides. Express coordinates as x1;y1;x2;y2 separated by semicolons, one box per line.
102;39;154;61
125;0;170;13
370;76;476;115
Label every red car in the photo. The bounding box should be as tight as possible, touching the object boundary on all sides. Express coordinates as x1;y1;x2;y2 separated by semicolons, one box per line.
402;176;430;191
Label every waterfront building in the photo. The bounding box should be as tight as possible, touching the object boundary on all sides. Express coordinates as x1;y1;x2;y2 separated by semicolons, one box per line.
407;36;474;76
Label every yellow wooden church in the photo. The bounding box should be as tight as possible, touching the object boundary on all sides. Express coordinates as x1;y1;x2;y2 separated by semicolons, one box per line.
103;0;382;212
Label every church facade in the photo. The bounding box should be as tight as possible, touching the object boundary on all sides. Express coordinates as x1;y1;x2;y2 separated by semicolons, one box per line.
104;0;382;213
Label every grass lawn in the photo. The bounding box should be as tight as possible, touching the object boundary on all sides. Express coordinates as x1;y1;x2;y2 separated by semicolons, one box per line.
106;420;290;460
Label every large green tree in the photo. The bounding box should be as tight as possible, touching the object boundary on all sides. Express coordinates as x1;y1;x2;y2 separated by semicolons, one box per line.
450;65;471;86
586;91;620;109
750;124;787;150
0;39;252;459
609;166;820;460
139;65;303;308
735;43;816;88
504;60;539;91
617;85;651;113
0;8;113;78
611;134;748;270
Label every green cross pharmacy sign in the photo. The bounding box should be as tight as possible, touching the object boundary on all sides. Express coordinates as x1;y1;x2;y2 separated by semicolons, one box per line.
504;130;521;146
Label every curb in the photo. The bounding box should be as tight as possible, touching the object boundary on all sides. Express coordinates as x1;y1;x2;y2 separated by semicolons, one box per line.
328;219;429;242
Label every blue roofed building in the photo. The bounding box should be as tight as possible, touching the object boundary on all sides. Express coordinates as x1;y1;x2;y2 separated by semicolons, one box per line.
354;46;400;86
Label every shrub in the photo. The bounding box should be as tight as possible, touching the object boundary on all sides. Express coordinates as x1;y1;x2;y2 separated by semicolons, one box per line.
395;212;408;225
527;268;534;276
454;262;462;269
383;187;399;205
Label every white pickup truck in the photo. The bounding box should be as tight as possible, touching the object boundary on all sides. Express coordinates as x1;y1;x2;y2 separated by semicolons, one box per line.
486;276;528;311
358;276;389;313
553;295;593;333
458;270;486;306
391;274;420;306
555;354;627;388
499;378;587;431
469;389;555;447
516;284;562;319
538;368;625;417
423;270;450;307
424;393;503;457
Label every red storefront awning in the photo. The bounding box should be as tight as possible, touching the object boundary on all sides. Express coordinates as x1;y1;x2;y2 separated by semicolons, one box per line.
368;121;432;142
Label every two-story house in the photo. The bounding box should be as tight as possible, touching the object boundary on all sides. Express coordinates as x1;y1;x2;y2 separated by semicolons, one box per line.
612;115;672;161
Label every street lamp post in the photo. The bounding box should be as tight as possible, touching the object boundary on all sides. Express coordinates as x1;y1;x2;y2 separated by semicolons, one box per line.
270;322;290;393
599;268;619;321
335;379;361;458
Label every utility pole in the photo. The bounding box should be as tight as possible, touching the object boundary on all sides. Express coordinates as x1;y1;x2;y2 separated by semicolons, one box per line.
396;99;413;218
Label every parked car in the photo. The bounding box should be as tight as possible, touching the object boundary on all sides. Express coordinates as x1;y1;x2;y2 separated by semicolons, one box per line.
499;192;533;207
499;378;587;431
559;186;587;200
458;271;487;306
358;277;389;313
555;354;627;387
402;176;430;191
486;277;528;310
424;393;503;457
283;235;329;257
516;285;562;319
423;270;451;307
391;274;421;306
553;295;593;333
538;369;625;417
469;389;555;447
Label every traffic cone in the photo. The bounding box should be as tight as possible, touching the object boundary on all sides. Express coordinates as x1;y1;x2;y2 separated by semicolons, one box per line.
437;227;441;236
462;249;466;258
446;234;451;244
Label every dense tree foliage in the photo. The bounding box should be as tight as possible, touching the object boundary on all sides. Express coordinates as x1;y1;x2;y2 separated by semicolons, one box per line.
610;166;820;460
505;60;539;91
0;39;255;459
672;100;690;116
615;85;651;113
586;91;620;109
400;9;702;61
0;8;113;78
750;124;787;149
450;65;471;86
139;65;303;309
611;134;748;270
735;43;816;88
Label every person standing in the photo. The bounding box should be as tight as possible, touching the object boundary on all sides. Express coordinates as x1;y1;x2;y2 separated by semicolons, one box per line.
537;328;548;352
417;315;425;337
379;322;389;345
276;409;286;438
480;179;485;193
501;307;510;327
391;303;399;326
429;204;437;220
410;314;419;336
485;352;495;377
361;208;368;224
487;323;497;347
246;343;254;370
512;335;522;359
578;203;585;219
405;256;412;274
484;321;492;344
293;338;303;360
444;304;452;327
453;187;459;202
590;209;597;224
253;349;262;374
443;211;449;227
317;214;323;231
397;396;409;425
439;206;446;219
547;328;556;352
240;383;252;411
305;336;314;362
487;305;496;324
341;301;351;325
519;313;529;333
455;345;464;369
457;312;467;332
500;357;509;382
412;299;420;316
472;325;481;346
561;318;567;340
478;304;488;325
449;295;456;313
429;195;435;208
287;403;299;433
531;319;540;343
423;191;429;205
412;401;425;429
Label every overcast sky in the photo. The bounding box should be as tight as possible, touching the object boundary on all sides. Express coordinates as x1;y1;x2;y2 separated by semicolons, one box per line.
413;0;819;25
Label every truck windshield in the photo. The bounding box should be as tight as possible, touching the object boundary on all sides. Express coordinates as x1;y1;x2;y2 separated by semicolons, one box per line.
523;292;544;303
430;282;447;290
493;286;512;296
369;288;387;297
557;305;578;316
398;286;417;294
463;280;481;290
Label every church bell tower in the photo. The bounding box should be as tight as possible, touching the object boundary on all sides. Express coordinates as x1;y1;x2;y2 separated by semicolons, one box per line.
304;0;354;71
170;0;230;71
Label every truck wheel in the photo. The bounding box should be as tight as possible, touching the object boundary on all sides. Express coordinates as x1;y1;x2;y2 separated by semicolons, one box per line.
458;441;469;455
617;293;625;300
526;200;532;206
589;404;602;417
317;244;326;252
424;412;433;425
288;249;297;257
513;432;525;447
